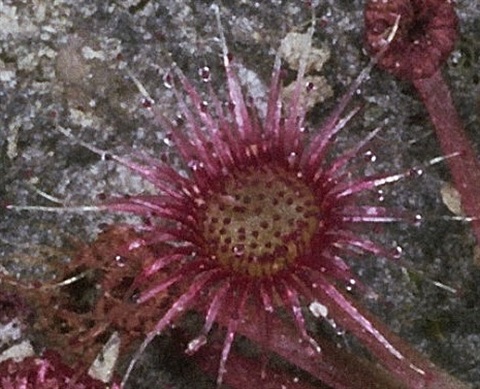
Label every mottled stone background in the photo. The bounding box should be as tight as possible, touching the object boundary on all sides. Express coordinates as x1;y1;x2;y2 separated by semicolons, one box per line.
1;0;479;388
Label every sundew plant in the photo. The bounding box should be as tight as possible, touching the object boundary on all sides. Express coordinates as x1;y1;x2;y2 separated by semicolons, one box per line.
2;1;478;388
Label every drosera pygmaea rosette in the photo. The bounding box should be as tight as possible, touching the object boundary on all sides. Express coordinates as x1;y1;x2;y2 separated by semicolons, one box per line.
6;4;471;389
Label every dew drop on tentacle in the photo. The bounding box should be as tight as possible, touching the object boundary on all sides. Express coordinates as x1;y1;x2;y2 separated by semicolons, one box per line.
345;278;356;293
364;150;377;163
163;73;173;89
186;334;208;355
198;66;211;83
142;98;154;109
408;166;424;178
114;255;126;267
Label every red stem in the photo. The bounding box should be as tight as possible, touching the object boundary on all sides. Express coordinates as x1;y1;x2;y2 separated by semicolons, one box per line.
213;302;405;389
212;283;470;389
414;70;480;243
193;338;326;389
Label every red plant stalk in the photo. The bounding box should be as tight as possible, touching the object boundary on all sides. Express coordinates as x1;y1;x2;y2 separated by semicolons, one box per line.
193;336;329;389
211;287;470;389
210;302;406;389
414;72;480;240
365;0;480;243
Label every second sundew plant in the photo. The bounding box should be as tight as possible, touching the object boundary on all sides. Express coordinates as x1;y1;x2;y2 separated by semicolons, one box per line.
365;0;480;246
7;4;473;389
